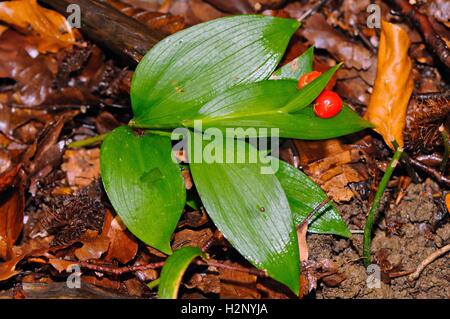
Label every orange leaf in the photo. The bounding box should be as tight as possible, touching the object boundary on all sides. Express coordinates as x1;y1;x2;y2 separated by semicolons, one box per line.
102;210;138;264
0;0;77;53
0;187;24;260
74;230;110;262
365;20;413;149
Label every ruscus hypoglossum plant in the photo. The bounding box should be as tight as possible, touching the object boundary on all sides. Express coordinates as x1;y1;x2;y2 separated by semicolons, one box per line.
99;15;372;297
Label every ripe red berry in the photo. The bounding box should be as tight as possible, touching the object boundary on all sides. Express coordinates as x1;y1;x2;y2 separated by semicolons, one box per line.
297;71;322;89
313;90;343;119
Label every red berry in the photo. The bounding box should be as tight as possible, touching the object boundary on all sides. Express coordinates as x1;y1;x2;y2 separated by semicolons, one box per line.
297;71;322;89
313;90;343;119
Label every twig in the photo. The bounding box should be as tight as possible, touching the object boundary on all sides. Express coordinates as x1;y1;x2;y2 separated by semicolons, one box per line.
408;244;450;281
297;0;330;23
77;258;269;278
39;0;166;64
383;0;450;68
364;145;404;267
297;197;332;230
439;126;449;172
79;261;165;275
195;260;268;278
409;157;450;187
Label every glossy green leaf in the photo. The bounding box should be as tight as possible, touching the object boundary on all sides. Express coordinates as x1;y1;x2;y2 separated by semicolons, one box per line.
188;134;300;294
275;160;351;237
131;15;300;129
100;126;186;255
281;63;342;113
270;45;314;80
184;80;372;139
158;247;205;299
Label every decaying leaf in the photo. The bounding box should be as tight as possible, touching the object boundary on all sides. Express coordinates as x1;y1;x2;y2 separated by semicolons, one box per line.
292;138;372;202
0;186;25;260
0;0;77;53
102;209;138;264
365;20;414;149
62;148;100;187
219;262;260;299
74;230;111;261
297;223;309;263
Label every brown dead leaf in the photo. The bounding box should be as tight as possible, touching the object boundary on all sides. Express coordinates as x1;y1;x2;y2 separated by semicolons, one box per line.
0;0;77;53
47;258;76;273
0;187;25;260
74;230;110;261
219;262;260;299
0;237;51;282
185;272;221;295
172;228;213;250
62;148;100;187
102;209;138;264
293;138;371;202
301;14;373;70
365;20;414;149
297;223;308;263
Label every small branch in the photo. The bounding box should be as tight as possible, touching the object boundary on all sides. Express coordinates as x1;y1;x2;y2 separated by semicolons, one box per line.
77;258;269;278
79;261;165;275
364;145;404;267
195;260;268;278
439;126;449;172
409;157;450;187
384;0;450;68
39;0;166;64
297;0;330;23
297;197;332;230
409;244;450;281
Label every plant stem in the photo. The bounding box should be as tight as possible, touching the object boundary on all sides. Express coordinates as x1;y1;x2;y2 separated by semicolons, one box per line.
363;145;403;267
147;278;160;290
439;125;449;172
68;133;109;148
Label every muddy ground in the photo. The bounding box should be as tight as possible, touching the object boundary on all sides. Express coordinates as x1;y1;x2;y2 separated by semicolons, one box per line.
310;181;449;299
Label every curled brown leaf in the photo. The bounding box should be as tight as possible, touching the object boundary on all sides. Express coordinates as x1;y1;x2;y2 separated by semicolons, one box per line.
365;20;414;149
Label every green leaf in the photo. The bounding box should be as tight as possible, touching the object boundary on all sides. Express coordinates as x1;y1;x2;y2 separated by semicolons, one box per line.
100;126;186;255
184;80;371;139
275;160;351;237
158;247;205;299
188;134;300;294
131;15;300;129
281;62;342;113
270;45;314;80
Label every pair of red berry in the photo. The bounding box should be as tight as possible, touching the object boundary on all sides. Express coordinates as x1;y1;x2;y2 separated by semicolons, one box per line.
297;71;342;119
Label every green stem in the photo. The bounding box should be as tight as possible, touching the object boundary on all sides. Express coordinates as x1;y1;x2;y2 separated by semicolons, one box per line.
439;126;449;172
147;278;160;290
68;133;109;148
363;144;403;267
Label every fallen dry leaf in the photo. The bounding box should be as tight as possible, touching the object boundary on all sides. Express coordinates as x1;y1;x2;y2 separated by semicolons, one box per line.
74;230;110;261
62;148;100;187
0;237;52;282
297;223;308;263
102;209;138;264
365;20;414;149
0;0;77;53
0;187;25;260
219;262;260;299
293;138;371;202
172;228;213;250
47;258;76;273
